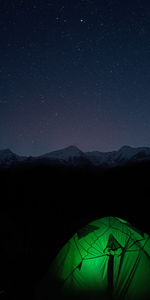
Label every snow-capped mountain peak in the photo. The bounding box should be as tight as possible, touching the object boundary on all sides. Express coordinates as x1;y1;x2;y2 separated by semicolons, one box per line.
0;149;26;165
118;145;133;152
116;145;150;162
0;148;14;155
41;145;84;161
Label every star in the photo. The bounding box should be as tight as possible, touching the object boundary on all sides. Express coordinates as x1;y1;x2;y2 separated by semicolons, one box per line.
80;19;86;23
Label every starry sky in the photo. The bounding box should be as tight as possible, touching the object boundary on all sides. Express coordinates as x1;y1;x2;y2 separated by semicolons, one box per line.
1;0;150;156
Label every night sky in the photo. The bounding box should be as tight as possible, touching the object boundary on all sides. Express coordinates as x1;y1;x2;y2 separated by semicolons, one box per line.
1;0;150;156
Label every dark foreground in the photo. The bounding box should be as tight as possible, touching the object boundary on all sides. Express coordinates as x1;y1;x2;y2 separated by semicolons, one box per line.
0;160;150;299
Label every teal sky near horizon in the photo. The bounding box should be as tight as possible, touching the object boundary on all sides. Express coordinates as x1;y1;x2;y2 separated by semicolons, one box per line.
1;0;150;156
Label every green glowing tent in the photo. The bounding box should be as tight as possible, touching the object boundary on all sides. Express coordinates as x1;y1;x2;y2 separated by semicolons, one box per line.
38;217;150;300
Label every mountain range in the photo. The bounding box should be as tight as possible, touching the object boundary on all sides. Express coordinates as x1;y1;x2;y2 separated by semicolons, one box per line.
1;145;150;168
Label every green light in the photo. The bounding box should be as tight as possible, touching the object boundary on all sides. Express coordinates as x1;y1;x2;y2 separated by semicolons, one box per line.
43;217;150;300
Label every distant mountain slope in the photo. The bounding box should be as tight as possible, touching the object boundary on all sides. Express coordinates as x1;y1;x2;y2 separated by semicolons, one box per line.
0;149;26;166
1;145;150;167
41;145;84;159
86;145;150;166
38;145;91;166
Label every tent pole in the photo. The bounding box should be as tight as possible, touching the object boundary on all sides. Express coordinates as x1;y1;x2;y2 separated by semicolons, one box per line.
108;254;114;299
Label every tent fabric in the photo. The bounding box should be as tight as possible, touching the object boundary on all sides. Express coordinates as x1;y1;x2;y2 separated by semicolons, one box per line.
41;217;150;300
